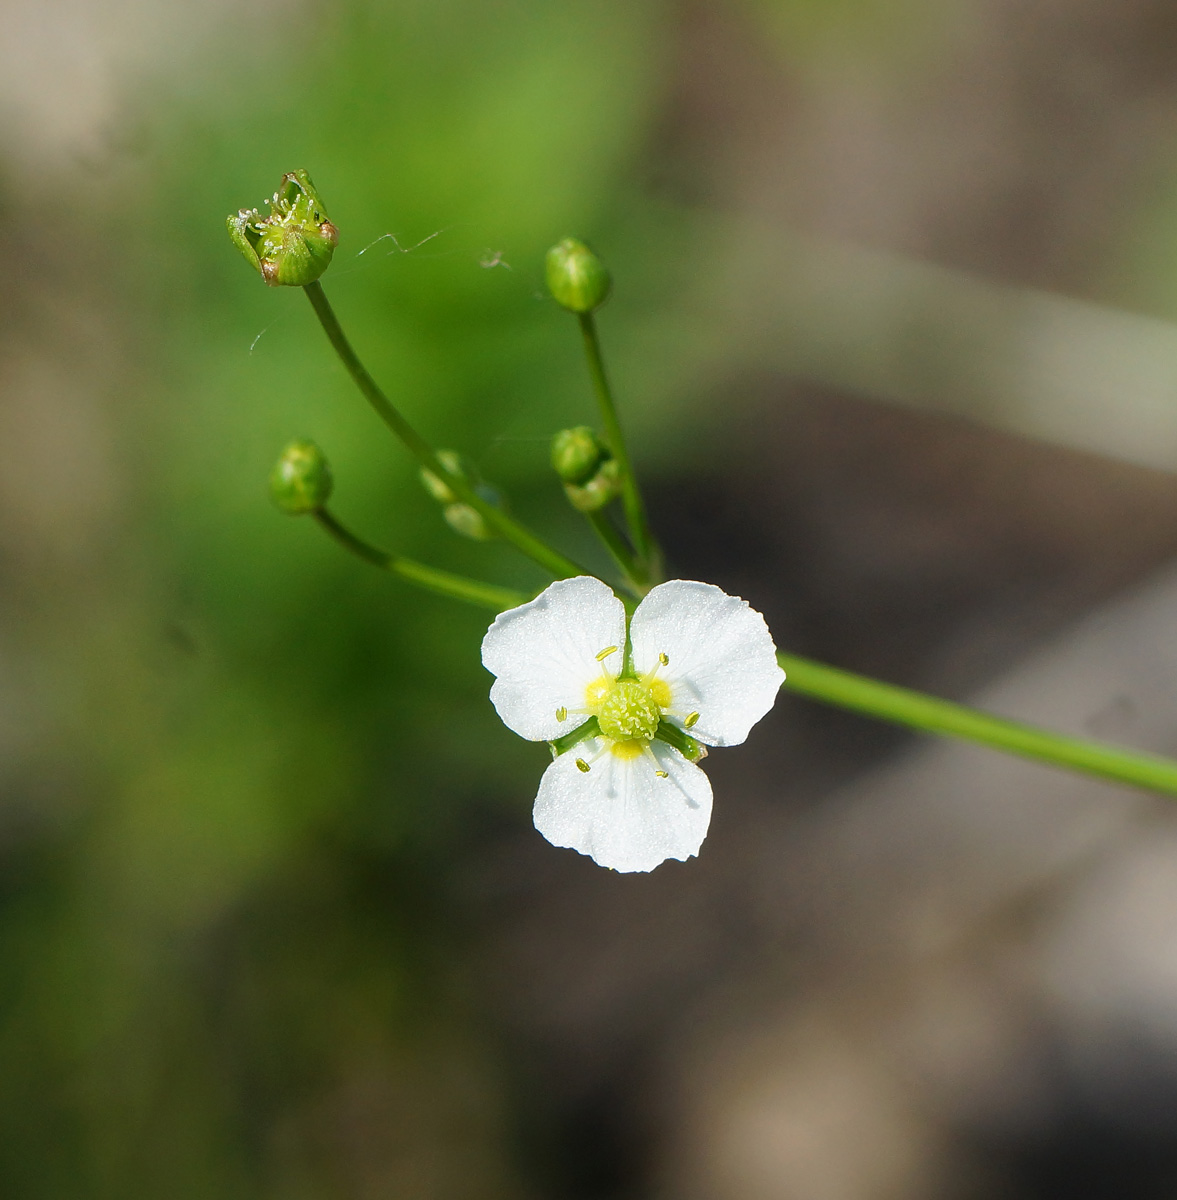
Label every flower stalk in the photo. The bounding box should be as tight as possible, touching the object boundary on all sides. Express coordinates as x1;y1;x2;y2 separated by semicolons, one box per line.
577;311;659;582
314;509;527;612
586;510;646;593
778;651;1177;796
303;281;588;582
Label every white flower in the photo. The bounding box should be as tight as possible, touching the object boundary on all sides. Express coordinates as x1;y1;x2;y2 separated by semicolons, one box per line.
481;576;785;873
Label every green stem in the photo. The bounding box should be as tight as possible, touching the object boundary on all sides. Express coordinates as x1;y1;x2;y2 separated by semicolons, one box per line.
304;281;587;581
586;510;646;594
779;651;1177;797
314;509;527;612
577;311;658;579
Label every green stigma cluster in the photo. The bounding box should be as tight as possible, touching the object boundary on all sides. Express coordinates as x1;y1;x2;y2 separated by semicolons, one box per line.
595;679;663;742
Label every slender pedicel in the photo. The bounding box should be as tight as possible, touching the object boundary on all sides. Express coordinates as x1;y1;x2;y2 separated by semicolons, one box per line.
544;240;660;581
303;281;588;582
313;509;526;612
587;510;646;595
577;310;659;581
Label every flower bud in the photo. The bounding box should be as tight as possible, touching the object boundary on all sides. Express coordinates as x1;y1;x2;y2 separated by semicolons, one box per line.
545;238;611;313
564;457;621;513
419;450;501;541
550;426;605;485
443;503;492;541
418;449;468;506
269;439;333;514
227;169;339;287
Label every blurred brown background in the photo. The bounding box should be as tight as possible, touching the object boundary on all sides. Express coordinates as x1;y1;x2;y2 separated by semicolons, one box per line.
6;0;1177;1196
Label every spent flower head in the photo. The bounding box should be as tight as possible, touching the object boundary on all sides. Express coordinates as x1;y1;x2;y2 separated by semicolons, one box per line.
227;169;339;287
482;576;785;872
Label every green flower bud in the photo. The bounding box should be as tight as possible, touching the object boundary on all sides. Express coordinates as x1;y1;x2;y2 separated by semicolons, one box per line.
419;450;503;540
418;449;468;506
563;456;621;513
545;238;611;313
443;503;492;541
550;426;606;485
269;439;333;514
227;169;339;287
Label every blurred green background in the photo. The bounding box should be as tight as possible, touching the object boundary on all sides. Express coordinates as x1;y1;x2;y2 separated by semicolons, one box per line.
11;0;1177;1196
2;3;720;1193
3;3;664;1193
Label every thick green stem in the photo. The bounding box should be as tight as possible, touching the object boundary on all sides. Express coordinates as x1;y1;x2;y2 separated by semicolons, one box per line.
577;311;659;579
304;282;587;581
779;651;1177;796
314;509;527;612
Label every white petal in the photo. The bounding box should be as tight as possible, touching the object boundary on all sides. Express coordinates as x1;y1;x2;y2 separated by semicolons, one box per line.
629;580;785;747
533;739;713;873
481;576;626;742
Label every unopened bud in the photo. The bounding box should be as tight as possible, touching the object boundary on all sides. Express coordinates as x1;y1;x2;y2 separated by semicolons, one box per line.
419;449;502;541
563;457;621;513
550;426;605;485
270;439;333;514
545;238;611;313
419;449;468;506
228;169;339;287
443;504;492;540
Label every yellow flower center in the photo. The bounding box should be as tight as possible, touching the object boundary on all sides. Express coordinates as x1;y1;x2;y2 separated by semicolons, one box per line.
589;677;671;744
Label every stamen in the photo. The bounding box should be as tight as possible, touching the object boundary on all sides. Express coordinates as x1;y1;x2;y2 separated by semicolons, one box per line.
556;706;567;722
596;645;619;662
684;711;700;729
659;652;669;666
575;758;591;773
641;743;670;780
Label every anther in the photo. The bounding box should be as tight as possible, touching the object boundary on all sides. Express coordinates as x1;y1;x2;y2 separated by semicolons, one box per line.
656;770;668;779
684;711;700;729
596;645;619;662
659;652;669;666
575;758;591;773
556;706;567;722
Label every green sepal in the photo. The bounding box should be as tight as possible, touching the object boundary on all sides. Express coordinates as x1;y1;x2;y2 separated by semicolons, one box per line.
548;716;600;758
226;169;339;287
654;719;706;762
227;210;263;274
